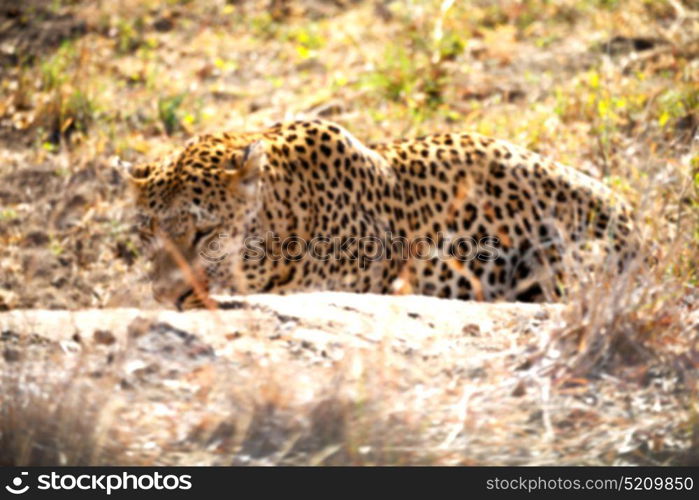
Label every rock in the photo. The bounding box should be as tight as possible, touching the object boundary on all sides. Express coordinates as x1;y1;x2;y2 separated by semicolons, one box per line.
3;347;21;362
22;230;50;247
153;16;174;32
127;317;152;338
93;329;116;345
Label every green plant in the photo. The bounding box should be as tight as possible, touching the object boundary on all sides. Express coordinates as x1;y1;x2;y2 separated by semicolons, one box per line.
36;42;96;146
362;46;417;103
158;94;186;135
590;0;620;9
692;157;699;256
657;86;699;129
0;209;18;221
287;24;326;60
249;12;278;39
40;43;75;90
116;18;145;54
360;1;465;116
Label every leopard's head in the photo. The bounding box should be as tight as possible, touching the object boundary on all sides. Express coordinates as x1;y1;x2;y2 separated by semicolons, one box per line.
119;136;267;309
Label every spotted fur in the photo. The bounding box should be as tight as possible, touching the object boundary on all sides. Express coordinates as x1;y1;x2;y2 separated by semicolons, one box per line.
122;119;638;309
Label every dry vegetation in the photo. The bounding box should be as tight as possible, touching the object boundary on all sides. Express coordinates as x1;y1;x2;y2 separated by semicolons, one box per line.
0;0;697;465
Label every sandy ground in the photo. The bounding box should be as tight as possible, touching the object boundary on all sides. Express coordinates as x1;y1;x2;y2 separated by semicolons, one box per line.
2;293;694;465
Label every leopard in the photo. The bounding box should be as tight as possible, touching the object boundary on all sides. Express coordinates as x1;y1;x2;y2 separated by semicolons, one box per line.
119;119;639;310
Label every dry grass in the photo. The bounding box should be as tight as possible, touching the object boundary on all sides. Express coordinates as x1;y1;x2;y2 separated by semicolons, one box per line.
0;344;126;466
1;311;450;465
0;0;697;465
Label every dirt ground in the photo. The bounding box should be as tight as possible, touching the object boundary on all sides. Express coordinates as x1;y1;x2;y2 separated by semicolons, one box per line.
1;294;695;465
0;0;697;465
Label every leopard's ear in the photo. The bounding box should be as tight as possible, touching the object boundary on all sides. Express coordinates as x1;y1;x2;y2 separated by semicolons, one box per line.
111;156;151;188
241;140;266;179
225;140;266;195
